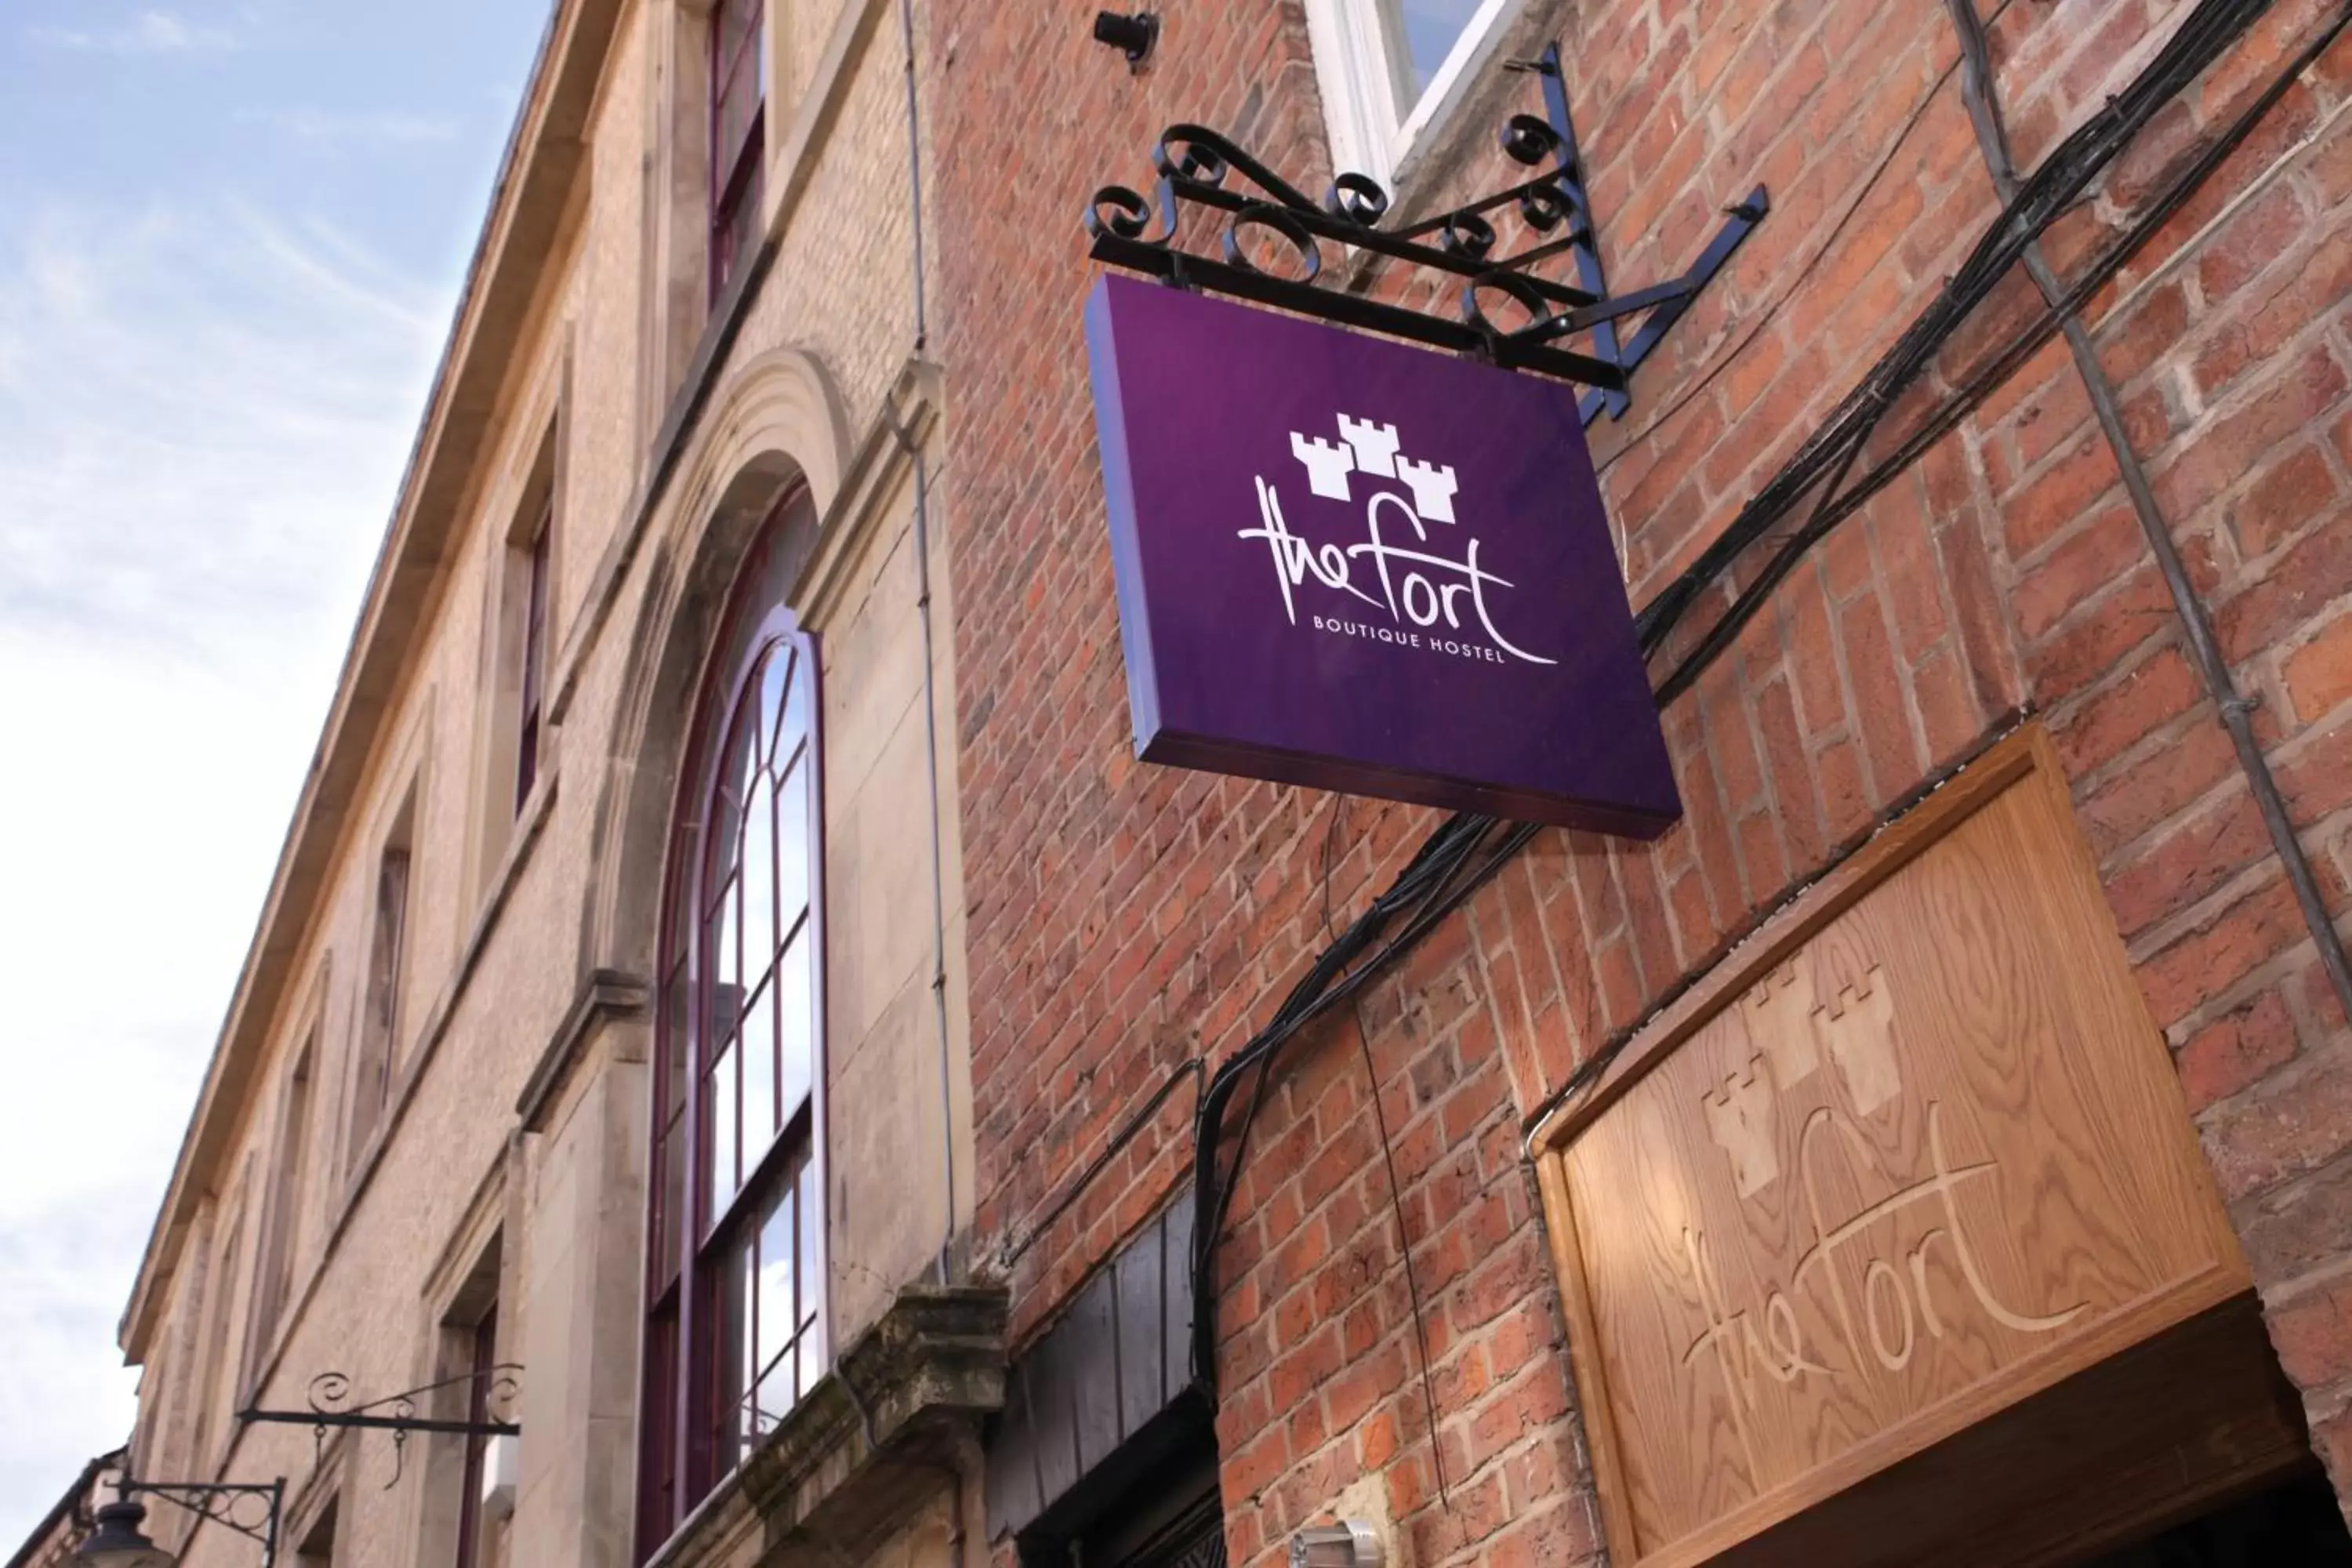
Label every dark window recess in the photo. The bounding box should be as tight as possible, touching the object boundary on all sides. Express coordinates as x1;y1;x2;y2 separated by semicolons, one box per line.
1078;1439;1225;1568
245;1033;315;1376
708;0;764;301
350;826;412;1156
2082;1468;2352;1566
1014;1410;1225;1568
454;1306;499;1568
294;1497;338;1568
514;513;551;815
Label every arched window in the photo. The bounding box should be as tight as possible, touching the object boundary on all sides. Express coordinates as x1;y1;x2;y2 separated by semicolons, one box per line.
639;493;824;1554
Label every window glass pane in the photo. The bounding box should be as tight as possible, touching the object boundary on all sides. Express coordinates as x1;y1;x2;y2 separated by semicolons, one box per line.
752;1356;792;1443
776;755;810;931
741;769;776;974
705;710;754;884
777;931;812;1120
739;975;779;1159
665;846;695;961
754;1181;794;1411
739;1225;761;1453
705;1043;739;1221
655;1123;685;1290
717;75;761;182
644;1306;678;1534
1376;0;1484;108
706;880;742;1030
715;0;760;80
713;165;763;295
758;646;793;772
709;981;746;1061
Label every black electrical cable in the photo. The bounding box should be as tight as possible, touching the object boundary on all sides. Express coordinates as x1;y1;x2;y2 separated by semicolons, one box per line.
1595;0;2023;480
1534;0;2340;1111
1183;0;2307;1403
1654;0;2339;706
1196;814;1496;1261
1949;0;2352;1026
1639;0;2277;670
999;1056;1203;1269
1351;991;1454;1510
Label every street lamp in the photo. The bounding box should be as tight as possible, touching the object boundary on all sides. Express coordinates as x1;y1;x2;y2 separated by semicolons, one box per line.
73;1479;285;1568
73;1500;173;1568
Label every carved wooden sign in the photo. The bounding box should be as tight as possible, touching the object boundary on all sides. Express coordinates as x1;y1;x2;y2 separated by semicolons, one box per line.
1533;728;2249;1568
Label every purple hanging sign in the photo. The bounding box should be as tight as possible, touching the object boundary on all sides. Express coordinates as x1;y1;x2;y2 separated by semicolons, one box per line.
1084;274;1679;837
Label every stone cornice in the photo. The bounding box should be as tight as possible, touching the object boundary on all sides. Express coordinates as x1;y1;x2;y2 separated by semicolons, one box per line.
515;968;654;1133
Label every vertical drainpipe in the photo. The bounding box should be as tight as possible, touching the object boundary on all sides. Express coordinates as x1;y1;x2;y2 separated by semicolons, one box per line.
891;0;959;1298
890;0;975;1560
1944;0;2352;1027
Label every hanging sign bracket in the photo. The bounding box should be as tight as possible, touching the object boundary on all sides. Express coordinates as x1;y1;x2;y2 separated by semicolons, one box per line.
1084;43;1767;426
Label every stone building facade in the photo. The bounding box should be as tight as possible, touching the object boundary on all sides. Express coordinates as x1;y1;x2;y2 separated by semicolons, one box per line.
118;2;987;1568
113;0;2352;1566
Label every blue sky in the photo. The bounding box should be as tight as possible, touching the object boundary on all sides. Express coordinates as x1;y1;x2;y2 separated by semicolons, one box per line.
0;1;547;1537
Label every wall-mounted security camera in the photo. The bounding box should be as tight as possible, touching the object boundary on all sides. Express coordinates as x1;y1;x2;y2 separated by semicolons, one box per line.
1091;10;1159;66
1289;1519;1386;1568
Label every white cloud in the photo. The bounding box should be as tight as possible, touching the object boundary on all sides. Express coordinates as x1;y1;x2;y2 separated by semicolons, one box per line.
0;198;447;1527
28;9;239;54
0;201;442;654
240;107;461;147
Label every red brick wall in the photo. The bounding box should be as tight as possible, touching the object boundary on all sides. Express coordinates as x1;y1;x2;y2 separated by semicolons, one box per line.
930;0;2352;1561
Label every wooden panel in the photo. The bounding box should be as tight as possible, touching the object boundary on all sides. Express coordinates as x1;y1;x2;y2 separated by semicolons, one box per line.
1163;1189;1195;1402
1537;727;2249;1568
1115;1223;1170;1437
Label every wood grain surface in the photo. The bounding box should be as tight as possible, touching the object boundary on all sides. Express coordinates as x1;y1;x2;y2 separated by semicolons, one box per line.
1537;727;2249;1568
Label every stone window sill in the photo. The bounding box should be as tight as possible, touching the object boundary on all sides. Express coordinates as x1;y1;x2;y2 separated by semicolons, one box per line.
644;1286;1008;1568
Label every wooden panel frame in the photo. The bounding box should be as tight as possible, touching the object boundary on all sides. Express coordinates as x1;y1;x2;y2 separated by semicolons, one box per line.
1531;724;2252;1568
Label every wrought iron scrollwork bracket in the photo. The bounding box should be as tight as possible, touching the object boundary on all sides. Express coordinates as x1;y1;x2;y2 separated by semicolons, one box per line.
1084;42;1767;426
238;1365;522;1490
120;1478;286;1568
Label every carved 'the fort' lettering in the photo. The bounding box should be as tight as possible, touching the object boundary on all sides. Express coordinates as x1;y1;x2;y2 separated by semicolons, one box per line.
1682;1101;2089;1461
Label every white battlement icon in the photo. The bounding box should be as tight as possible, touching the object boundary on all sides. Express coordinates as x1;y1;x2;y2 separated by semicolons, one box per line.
1741;960;1822;1088
1819;967;1900;1115
1336;415;1400;477
1290;433;1356;501
1396;456;1458;523
1703;1054;1780;1197
1287;413;1456;515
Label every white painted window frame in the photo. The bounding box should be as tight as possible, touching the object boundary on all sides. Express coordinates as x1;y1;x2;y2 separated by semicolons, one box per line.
1304;0;1528;191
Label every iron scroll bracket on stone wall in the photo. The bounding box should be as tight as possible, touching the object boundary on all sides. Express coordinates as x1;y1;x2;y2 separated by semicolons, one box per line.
1083;43;1769;426
238;1365;522;1489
